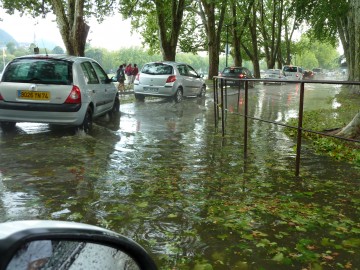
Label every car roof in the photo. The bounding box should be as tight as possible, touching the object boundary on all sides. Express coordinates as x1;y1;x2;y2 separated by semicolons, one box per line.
144;61;188;66
13;54;97;63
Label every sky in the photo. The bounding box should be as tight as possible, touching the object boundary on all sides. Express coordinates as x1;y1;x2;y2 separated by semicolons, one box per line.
0;9;143;51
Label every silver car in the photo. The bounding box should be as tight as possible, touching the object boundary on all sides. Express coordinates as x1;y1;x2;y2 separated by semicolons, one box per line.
263;69;287;85
0;55;119;133
133;61;206;102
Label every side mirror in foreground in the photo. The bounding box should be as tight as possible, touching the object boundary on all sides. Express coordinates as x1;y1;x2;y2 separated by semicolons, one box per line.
0;220;157;270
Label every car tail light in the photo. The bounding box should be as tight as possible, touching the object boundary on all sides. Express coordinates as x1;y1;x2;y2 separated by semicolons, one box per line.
166;75;176;83
65;85;81;104
0;93;3;101
135;73;140;81
239;74;245;78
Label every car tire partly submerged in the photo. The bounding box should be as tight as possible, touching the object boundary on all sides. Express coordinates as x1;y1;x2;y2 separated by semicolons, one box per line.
78;108;93;133
198;85;206;97
109;95;120;116
135;94;145;101
174;88;183;103
0;121;16;131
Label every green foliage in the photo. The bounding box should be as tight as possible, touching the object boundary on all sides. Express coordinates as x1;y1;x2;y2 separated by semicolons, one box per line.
294;35;340;70
294;0;349;45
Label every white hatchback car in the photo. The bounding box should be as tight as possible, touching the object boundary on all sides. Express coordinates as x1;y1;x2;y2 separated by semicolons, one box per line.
133;61;206;102
0;55;119;133
282;65;303;81
263;69;287;85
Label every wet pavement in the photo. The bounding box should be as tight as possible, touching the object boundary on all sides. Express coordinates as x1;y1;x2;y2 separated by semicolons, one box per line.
0;82;359;269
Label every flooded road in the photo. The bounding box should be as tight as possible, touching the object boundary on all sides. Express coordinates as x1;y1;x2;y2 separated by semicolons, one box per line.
0;82;359;269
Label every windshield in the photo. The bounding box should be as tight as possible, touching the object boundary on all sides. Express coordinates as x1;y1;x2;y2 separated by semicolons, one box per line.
141;63;173;75
223;68;243;74
2;58;72;85
283;66;298;72
265;70;280;75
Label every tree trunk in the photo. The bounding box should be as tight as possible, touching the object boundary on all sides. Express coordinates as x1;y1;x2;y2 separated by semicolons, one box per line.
199;0;227;79
156;0;185;61
230;0;242;67
51;0;89;56
335;112;360;139
335;0;360;138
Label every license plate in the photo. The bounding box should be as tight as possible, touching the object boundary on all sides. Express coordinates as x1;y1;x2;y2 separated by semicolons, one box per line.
17;90;50;100
144;87;158;92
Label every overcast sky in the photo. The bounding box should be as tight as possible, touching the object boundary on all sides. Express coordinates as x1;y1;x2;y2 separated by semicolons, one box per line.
0;9;142;51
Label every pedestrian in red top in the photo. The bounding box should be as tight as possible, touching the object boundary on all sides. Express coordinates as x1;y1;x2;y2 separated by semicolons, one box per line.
131;64;139;84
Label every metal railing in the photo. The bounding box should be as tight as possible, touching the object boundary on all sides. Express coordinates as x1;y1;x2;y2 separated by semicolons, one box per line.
212;77;360;176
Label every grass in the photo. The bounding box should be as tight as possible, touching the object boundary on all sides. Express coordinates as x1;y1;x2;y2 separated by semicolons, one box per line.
285;87;360;165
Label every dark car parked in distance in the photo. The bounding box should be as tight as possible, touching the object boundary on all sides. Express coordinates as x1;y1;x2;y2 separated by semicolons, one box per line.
218;67;255;88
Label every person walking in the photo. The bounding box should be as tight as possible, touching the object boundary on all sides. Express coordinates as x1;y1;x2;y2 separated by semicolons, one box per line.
125;63;133;87
116;64;125;92
131;64;139;84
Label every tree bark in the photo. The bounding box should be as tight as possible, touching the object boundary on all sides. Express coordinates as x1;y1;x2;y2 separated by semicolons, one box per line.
230;0;242;67
335;112;360;139
335;0;360;138
198;0;227;79
155;0;185;61
51;0;89;56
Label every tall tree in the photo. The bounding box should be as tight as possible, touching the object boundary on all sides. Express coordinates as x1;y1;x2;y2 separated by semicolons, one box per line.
295;0;359;138
259;0;284;69
197;0;228;79
120;0;189;61
1;0;116;56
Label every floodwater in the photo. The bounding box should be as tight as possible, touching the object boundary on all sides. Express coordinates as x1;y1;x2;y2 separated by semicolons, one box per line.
0;82;359;269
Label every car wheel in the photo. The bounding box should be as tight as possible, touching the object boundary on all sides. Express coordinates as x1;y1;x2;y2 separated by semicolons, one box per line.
78;108;93;133
198;85;206;97
109;95;120;115
174;88;183;103
135;94;145;101
0;122;16;130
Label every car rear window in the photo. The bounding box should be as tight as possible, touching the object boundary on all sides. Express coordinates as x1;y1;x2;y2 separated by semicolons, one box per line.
2;58;72;85
223;68;243;74
266;70;280;74
141;63;173;75
283;66;298;72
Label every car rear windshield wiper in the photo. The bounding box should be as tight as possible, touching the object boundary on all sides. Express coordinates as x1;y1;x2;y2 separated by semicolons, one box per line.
28;77;43;82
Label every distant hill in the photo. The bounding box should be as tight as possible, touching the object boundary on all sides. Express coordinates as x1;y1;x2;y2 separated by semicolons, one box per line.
0;29;18;46
0;28;60;50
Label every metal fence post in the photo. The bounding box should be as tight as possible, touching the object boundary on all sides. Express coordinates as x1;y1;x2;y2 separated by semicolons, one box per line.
295;82;305;176
244;81;248;159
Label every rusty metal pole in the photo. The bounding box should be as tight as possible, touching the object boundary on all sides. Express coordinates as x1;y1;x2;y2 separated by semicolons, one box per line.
295;82;305;176
213;77;218;128
244;80;248;159
221;79;226;137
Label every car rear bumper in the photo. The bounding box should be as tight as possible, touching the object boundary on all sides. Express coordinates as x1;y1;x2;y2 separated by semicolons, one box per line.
0;101;86;125
0;100;81;112
134;85;176;97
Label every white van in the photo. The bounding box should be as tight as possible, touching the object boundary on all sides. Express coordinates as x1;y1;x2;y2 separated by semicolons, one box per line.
282;65;303;81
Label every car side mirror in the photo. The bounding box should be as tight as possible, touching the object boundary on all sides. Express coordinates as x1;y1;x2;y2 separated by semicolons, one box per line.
0;220;157;270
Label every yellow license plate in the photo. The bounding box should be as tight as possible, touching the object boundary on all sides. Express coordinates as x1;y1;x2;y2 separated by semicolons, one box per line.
18;90;50;100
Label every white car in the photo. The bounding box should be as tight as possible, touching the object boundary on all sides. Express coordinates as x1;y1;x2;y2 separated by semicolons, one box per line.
0;55;120;133
133;61;206;103
282;65;303;81
263;69;287;85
